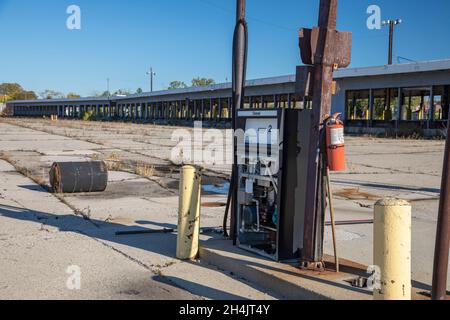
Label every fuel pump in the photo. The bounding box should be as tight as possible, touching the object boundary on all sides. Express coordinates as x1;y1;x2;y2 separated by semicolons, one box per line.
234;108;315;261
225;0;352;265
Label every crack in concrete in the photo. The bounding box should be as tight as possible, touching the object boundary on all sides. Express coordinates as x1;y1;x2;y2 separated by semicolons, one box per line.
348;161;441;177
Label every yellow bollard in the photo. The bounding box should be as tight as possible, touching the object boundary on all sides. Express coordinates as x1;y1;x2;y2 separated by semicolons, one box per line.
176;165;202;260
374;198;412;300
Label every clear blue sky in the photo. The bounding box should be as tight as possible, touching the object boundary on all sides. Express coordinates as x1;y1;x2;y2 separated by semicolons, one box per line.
0;0;449;97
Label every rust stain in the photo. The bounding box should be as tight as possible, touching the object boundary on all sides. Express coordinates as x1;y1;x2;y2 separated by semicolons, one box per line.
201;202;227;208
334;187;379;201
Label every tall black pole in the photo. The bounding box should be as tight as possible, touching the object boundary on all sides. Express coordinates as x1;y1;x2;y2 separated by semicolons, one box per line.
432;120;450;300
228;0;247;242
233;0;246;115
151;68;154;93
384;19;401;65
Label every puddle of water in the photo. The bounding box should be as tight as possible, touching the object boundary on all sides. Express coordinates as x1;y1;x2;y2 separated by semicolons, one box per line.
202;182;230;195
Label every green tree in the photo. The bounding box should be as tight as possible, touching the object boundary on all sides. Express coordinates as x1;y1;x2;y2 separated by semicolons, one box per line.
40;89;64;99
1;94;12;103
113;89;131;96
0;83;38;100
168;81;188;90
67;92;81;99
95;91;110;97
136;88;143;94
14;91;38;100
0;83;23;97
191;77;215;87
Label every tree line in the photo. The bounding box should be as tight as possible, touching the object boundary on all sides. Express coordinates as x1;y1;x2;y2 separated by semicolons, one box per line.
0;83;38;102
168;77;215;90
0;83;81;102
90;77;216;97
0;77;215;102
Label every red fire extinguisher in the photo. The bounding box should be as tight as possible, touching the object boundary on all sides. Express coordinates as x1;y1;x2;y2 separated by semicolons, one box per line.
325;113;346;172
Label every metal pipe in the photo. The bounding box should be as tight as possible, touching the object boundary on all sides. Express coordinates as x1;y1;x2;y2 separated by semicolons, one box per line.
432;118;450;300
325;219;373;226
326;168;339;272
116;228;174;236
224;0;247;242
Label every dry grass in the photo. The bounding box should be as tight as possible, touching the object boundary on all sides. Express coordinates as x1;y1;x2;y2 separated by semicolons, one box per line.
0;152;47;189
105;152;123;171
135;162;155;178
0;151;12;162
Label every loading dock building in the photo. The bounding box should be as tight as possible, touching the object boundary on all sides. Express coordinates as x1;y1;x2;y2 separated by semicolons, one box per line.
7;59;450;135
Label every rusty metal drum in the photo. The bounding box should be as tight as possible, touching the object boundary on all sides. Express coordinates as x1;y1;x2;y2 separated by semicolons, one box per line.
49;161;108;193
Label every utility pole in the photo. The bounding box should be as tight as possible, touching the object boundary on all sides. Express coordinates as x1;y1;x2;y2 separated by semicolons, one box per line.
297;0;352;265
382;19;402;65
146;68;156;92
107;78;110;97
432;121;450;300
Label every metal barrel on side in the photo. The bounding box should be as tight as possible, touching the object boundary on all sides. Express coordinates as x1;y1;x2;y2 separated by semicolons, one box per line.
49;161;108;194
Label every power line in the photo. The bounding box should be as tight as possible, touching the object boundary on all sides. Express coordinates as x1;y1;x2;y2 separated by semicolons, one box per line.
198;0;397;39
197;0;297;32
397;56;418;64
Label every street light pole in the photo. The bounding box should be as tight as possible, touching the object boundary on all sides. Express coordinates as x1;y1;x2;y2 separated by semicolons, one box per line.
146;68;156;92
382;19;402;65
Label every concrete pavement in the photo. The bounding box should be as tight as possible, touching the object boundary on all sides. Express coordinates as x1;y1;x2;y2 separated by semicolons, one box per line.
0;119;279;300
0;118;448;298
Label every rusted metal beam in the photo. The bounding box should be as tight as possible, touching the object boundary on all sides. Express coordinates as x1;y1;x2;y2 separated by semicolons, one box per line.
432;120;450;300
298;0;352;263
318;0;337;29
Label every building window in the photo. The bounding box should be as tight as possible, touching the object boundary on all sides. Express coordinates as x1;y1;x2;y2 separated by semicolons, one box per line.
433;85;450;121
373;88;398;121
401;87;431;121
243;97;251;109
346;90;369;120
